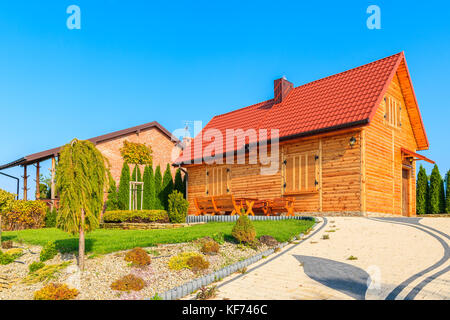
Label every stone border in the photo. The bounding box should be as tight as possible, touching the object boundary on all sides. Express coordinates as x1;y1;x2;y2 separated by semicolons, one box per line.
154;217;316;300
100;222;205;230
186;215;313;223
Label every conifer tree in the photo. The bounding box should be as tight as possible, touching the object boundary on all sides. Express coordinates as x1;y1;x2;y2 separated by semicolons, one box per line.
445;170;450;214
105;173;119;211
118;162;131;210
154;165;163;209
143;165;155;210
429;165;444;214
416;165;428;215
161;164;174;209
174;168;184;195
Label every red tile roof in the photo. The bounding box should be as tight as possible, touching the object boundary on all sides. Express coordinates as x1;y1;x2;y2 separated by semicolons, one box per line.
175;52;427;164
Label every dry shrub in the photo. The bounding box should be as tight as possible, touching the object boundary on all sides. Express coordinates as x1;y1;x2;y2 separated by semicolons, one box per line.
124;247;151;266
111;274;145;292
201;240;219;255
33;283;79;300
259;235;278;247
1;240;13;249
186;255;210;273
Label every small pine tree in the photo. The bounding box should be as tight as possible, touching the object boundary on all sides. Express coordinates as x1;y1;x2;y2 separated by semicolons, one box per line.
429;165;443;214
174;168;184;196
161;164;174;210
416;165;428;215
446;170;450;214
118;162;131;210
143;165;155;210
154;165;163;210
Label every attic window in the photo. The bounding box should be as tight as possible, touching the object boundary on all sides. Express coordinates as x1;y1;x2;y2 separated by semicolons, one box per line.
385;95;402;128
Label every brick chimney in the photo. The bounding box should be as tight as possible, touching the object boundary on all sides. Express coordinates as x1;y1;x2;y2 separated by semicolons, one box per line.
273;76;293;104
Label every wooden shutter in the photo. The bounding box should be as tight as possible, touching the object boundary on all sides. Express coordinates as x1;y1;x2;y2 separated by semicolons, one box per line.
206;167;230;196
284;152;319;193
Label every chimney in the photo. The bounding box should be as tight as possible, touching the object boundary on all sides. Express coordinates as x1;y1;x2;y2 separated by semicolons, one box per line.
273;76;293;104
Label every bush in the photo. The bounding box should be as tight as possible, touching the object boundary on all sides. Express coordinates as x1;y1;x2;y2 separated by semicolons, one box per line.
124;247;151;266
231;215;256;243
186;255;210;273
1;240;13;249
168;252;202;270
111;274;145;292
167;191;189;223
34;283;79;300
23;262;71;284
259;235;278;247
0;250;21;265
102;210;169;223
201;240;220;255
211;232;225;245
1;200;47;231
29;261;45;273
44;209;57;228
40;241;58;262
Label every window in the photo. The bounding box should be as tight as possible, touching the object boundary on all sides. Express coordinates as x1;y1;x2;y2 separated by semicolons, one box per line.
206;167;230;196
283;152;318;193
385;95;402;127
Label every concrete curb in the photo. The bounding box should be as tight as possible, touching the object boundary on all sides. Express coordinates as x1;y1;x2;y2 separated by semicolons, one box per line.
152;217;317;300
186;215;313;223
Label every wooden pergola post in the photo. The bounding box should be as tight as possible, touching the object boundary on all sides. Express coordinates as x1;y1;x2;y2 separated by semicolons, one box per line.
51;156;56;208
23;165;28;200
35;161;40;199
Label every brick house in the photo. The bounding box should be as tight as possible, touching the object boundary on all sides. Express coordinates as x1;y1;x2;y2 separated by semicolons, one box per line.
0;121;179;201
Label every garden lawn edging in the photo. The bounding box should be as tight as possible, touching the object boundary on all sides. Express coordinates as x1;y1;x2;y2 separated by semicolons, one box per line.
185;215;313;223
153;217;317;300
100;222;205;230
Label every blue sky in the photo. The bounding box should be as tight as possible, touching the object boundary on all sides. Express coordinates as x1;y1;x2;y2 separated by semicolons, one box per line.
0;1;449;197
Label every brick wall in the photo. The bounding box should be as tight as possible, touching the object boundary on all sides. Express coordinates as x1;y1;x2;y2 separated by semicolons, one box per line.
95;127;179;184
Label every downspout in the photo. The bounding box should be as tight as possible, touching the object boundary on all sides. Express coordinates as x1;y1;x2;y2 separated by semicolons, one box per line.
0;171;20;200
178;165;188;200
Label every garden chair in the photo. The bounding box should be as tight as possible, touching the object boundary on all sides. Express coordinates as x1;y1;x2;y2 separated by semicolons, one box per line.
266;197;295;216
194;196;216;216
211;195;243;216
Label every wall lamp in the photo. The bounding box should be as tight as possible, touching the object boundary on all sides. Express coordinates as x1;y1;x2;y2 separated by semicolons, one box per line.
349;136;356;148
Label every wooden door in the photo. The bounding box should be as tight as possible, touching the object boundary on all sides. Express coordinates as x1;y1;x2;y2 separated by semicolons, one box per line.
402;169;410;216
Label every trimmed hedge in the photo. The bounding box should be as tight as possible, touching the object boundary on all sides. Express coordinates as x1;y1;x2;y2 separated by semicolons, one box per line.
102;210;169;223
2;200;47;231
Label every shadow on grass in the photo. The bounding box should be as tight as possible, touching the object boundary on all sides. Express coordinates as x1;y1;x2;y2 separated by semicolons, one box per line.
2;234;95;254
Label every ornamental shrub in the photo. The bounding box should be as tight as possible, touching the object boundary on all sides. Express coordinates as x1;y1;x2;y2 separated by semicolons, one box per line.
186;255;210;273
1;240;13;249
118;162;131;210
201;240;220;255
124;247;151;267
120;140;152;166
0;188;15;244
446;170;450;214
23;262;71;284
111;274;145;292
143;165;155;210
40;241;58;262
211;232;225;245
1;200;47;231
29;261;45;273
168;252;202;270
416;165;428;215
161;164;174;210
34;283;79;300
167;191;189;223
0;250;19;265
105;174;119;211
154;165;163;209
102;210;169;223
44;208;57;228
232;215;256;243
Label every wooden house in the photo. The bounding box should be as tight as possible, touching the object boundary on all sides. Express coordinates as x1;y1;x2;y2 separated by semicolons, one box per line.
174;52;433;216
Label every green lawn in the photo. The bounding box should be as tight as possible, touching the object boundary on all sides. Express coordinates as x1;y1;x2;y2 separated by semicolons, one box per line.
2;219;315;254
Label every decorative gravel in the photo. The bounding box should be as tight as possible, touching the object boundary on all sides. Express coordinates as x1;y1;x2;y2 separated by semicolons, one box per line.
0;240;269;300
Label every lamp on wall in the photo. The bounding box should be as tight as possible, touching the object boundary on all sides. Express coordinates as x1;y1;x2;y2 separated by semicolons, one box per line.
349;136;356;148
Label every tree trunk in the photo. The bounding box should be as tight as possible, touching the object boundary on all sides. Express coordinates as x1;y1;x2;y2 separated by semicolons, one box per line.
79;208;85;271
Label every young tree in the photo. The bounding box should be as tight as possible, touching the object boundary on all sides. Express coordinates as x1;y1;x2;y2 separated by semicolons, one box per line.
0;189;15;244
56;139;107;270
429;164;444;214
154;165;163;209
117;162;131;210
161;164;174;209
416;165;428;215
446;170;450;214
143;165;155;210
131;165;142;210
174;168;184;196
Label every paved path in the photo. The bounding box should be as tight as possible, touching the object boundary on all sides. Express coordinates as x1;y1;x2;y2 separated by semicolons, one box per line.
197;217;450;300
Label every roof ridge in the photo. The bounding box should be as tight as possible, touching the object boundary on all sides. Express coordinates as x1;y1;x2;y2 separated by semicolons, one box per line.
293;52;403;90
213;98;274;119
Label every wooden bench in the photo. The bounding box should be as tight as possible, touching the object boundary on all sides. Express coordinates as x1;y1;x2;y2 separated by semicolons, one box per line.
264;197;295;216
211;195;242;216
194;196;216;216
